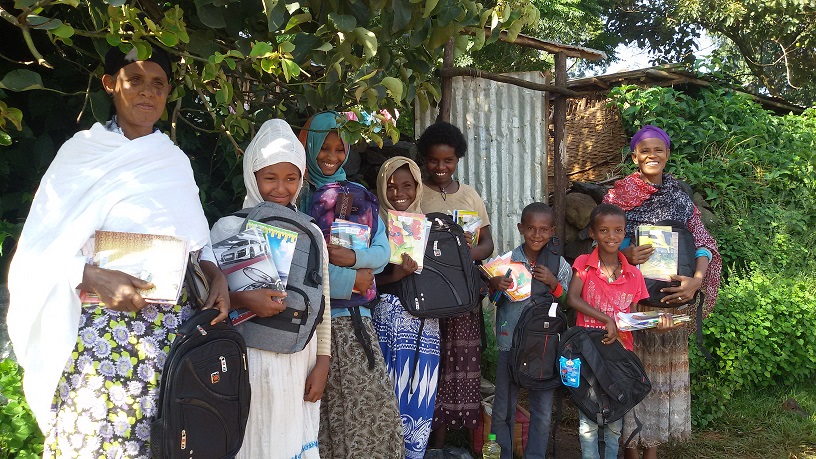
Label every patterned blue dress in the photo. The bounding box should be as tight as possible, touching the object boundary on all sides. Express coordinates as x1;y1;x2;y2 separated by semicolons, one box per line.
373;293;441;459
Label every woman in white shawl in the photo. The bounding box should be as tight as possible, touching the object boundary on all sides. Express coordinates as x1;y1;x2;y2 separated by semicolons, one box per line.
6;46;229;458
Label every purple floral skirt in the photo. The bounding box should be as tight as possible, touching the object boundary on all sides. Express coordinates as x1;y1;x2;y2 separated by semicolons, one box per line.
43;301;194;459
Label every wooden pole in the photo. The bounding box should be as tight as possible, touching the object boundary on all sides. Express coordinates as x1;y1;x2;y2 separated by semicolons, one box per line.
438;67;579;96
437;38;454;123
553;52;568;254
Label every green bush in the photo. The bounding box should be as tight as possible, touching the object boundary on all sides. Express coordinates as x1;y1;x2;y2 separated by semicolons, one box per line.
690;268;816;427
0;358;44;458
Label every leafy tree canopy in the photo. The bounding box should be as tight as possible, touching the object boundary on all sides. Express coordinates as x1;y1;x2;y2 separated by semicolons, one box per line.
461;0;615;73
603;0;816;106
0;0;538;148
0;0;537;274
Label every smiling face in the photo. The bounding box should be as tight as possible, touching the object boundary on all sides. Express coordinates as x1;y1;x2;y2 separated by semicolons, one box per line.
589;213;626;256
102;60;170;140
631;137;670;185
315;131;347;176
254;162;302;205
386;165;417;211
424;144;459;186
517;211;555;254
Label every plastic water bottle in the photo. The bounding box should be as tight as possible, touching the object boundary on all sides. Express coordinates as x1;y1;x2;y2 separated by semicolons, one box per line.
483;433;501;459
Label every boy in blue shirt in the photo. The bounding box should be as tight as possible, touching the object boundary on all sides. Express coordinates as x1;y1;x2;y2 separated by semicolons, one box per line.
488;202;572;459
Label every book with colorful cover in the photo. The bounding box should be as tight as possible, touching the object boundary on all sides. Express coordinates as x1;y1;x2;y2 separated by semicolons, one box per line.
330;219;376;296
245;220;298;287
212;226;283;326
479;251;533;301
636;225;678;281
386;210;428;273
453;209;482;245
330;219;371;249
82;230;189;305
616;311;691;332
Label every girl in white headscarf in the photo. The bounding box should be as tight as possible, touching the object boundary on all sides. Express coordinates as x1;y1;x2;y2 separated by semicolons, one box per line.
210;119;331;459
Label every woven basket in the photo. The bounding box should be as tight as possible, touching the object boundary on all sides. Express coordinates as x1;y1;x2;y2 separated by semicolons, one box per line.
547;94;629;191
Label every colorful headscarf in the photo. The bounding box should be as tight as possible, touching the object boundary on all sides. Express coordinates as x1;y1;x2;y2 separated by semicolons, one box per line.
630;125;671;151
299;111;349;189
242;119;306;208
376;156;423;221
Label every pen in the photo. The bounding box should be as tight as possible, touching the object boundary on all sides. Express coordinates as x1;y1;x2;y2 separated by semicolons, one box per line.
491;268;513;306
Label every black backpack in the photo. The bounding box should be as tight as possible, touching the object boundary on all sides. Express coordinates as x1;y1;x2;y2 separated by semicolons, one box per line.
151;309;251;459
557;327;650;456
397;212;480;318
508;239;565;390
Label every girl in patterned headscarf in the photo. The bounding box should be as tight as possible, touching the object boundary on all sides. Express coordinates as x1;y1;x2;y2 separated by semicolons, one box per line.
604;125;722;459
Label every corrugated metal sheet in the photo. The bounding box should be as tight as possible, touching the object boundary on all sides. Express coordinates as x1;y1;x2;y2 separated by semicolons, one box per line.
416;71;550;256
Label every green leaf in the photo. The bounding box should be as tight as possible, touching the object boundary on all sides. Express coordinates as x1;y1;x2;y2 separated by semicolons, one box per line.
315;42;333;52
250;41;275;58
278;41;295;54
197;4;226;29
0;70;44;92
353;27;377;59
381;76;404;102
423;0;440;18
26;15;63;30
328;13;357;33
392;0;412;33
104;0;127;6
51;23;74;39
285;13;312;31
0;131;11;146
14;0;37;8
280;58;300;82
157;31;178;47
263;0;289;31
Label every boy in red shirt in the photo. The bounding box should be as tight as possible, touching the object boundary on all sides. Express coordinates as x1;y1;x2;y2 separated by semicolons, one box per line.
567;203;649;459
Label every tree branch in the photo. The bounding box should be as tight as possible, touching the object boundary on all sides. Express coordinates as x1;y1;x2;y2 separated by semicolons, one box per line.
188;76;244;156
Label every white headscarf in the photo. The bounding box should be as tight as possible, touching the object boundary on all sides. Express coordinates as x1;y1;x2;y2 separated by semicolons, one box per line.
242;119;306;208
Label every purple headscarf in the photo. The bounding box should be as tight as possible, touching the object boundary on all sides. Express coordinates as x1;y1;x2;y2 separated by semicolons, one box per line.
630;125;671;151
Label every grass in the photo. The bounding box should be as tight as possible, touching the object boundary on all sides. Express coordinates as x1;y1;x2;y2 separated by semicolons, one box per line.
659;383;816;459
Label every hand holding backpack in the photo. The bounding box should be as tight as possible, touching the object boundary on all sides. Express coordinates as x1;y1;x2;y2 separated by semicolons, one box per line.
396;212;481;319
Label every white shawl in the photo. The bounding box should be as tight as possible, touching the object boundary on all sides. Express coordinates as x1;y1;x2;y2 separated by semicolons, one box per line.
6;123;210;431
